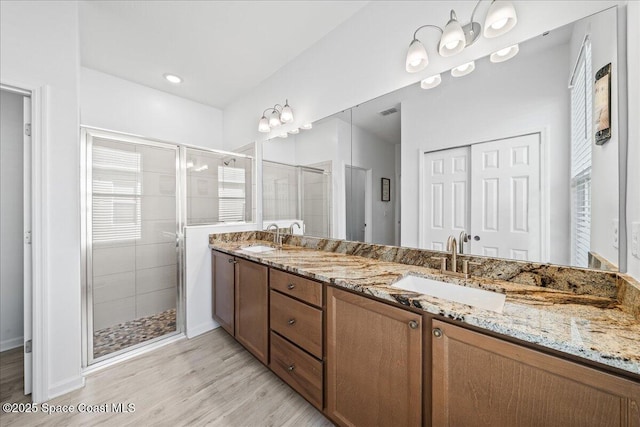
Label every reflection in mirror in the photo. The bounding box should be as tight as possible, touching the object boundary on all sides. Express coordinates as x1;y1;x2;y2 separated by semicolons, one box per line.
349;7;620;271
262;110;351;238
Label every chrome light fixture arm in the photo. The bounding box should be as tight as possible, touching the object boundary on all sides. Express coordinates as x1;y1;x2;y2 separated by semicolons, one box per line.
412;24;443;41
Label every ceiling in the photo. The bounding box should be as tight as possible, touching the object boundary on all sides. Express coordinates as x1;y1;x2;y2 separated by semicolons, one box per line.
79;1;368;109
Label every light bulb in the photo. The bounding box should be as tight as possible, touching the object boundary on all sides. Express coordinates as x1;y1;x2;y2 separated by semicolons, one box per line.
484;1;517;38
258;116;271;133
280;101;294;123
491;17;509;30
301;123;313;130
288;128;300;134
405;39;428;73
279;132;288;138
438;10;466;57
268;112;281;128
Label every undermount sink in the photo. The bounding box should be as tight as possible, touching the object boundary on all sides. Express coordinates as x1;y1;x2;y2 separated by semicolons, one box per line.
240;245;277;253
391;275;506;313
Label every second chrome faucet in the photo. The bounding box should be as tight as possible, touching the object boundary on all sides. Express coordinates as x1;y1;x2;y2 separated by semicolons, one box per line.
431;235;480;279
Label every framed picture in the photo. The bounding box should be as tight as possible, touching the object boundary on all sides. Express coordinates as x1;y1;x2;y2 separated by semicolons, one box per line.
594;63;611;145
381;178;391;202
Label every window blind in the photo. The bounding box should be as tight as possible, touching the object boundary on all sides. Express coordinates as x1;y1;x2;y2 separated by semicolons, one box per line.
92;144;142;243
218;165;246;222
570;41;592;267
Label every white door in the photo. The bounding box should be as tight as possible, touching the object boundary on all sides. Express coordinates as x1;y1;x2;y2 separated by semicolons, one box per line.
23;95;32;395
346;166;366;241
469;134;541;260
422;147;470;250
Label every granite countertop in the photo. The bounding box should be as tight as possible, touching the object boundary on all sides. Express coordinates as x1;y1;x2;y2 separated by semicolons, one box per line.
209;239;640;378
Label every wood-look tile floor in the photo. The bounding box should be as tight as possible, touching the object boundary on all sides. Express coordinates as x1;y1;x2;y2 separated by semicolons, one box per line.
0;329;333;427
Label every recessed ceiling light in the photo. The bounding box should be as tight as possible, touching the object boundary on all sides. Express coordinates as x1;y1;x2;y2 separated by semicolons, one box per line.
301;123;313;130
164;73;182;84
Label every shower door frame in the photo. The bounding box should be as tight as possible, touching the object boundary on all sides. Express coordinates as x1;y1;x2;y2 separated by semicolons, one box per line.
81;127;185;366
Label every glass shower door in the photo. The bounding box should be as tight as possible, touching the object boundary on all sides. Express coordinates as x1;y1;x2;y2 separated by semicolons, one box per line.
88;134;179;362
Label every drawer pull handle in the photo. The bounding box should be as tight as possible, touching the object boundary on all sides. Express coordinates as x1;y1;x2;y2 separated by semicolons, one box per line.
409;320;419;329
433;328;443;338
287;318;296;326
287;364;295;372
287;283;295;290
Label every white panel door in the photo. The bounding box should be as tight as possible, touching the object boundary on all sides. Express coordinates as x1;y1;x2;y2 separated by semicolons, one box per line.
470;134;541;260
422;147;470;250
23;95;32;396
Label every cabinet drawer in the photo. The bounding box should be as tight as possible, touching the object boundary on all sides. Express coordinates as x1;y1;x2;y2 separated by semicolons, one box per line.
270;332;323;410
270;269;323;308
270;290;323;358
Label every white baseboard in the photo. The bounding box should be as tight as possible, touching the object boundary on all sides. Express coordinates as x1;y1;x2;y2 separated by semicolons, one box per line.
0;336;24;352
47;376;85;401
186;319;219;338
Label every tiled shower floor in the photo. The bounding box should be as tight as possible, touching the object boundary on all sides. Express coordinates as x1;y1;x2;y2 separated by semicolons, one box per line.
93;308;177;359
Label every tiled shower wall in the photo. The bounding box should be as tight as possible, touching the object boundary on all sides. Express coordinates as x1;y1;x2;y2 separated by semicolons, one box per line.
92;139;177;331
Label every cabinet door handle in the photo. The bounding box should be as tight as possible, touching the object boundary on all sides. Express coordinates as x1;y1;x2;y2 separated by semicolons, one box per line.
287;283;295;290
409;320;419;329
287;318;296;326
228;258;237;264
287;364;295;372
433;328;443;338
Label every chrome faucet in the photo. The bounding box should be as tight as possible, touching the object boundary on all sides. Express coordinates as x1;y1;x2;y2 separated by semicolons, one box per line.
446;236;458;273
289;221;301;235
265;223;281;247
431;235;480;279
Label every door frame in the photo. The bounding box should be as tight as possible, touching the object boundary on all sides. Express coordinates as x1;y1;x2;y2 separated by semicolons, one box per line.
418;129;549;262
81;127;185;367
345;165;373;243
1;80;47;403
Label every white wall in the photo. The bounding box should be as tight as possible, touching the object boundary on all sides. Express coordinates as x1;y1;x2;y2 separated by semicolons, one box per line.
80;67;224;150
569;8;619;267
0;90;24;351
185;223;256;338
351;124;397;245
223;1;620;151
627;1;640;280
0;0;83;400
401;42;571;265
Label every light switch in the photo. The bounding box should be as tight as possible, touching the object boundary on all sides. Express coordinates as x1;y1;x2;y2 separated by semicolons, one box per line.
632;222;640;259
612;219;619;249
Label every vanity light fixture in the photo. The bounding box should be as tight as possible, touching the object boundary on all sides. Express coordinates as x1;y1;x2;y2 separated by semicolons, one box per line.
300;123;313;130
163;73;182;84
490;43;519;63
420;74;442;89
451;61;476;77
258;99;294;133
405;0;518;73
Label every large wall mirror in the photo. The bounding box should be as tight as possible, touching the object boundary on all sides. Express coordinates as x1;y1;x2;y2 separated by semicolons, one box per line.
262;6;626;272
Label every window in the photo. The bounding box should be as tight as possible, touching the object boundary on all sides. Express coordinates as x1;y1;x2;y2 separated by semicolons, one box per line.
570;39;592;267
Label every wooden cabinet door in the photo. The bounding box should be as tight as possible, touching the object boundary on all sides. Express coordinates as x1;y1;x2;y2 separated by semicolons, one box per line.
326;286;423;427
431;319;640;427
211;250;235;335
235;258;269;365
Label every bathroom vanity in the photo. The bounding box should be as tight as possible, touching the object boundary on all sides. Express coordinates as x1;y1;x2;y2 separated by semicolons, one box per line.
210;231;640;427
